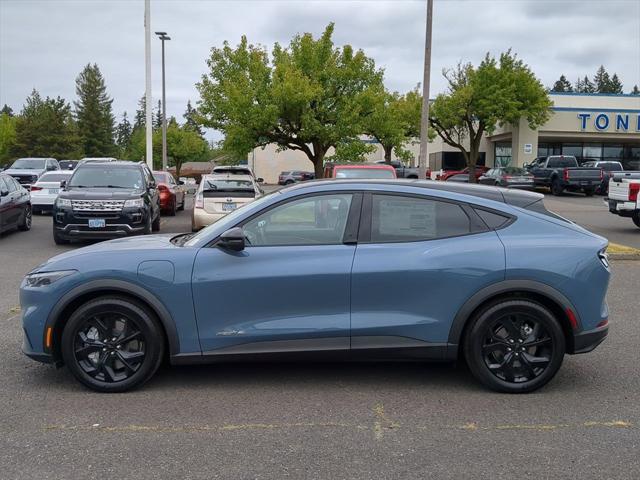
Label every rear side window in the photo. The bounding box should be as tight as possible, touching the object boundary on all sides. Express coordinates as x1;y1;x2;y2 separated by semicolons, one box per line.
475;209;510;229
371;194;471;242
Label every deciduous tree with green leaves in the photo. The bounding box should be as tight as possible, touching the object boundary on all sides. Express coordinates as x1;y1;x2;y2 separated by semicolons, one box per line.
365;87;422;163
196;23;383;178
429;51;552;182
74;63;116;157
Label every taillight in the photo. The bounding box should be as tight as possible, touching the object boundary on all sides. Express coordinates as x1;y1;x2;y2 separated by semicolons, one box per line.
630;183;640;202
503;175;512;180
563;168;570;181
30;186;43;191
195;194;204;209
426;169;431;179
599;169;604;181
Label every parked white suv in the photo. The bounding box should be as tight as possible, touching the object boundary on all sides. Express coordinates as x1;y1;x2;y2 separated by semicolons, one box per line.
606;171;640;228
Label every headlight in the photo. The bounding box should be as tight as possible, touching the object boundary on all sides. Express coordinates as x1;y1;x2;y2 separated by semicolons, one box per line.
124;198;144;208
56;197;71;207
23;270;77;288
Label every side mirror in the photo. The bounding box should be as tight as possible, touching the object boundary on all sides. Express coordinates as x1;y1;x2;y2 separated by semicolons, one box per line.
217;227;246;252
0;189;8;197
148;180;156;189
60;180;67;189
256;177;264;184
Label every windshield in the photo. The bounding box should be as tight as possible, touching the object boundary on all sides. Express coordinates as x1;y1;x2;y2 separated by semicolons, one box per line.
335;168;395;179
184;190;280;247
11;158;47;170
202;178;254;192
153;172;172;183
38;173;72;182
69;166;144;189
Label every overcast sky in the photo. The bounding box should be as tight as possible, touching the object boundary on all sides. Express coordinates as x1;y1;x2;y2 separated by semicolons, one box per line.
1;0;639;141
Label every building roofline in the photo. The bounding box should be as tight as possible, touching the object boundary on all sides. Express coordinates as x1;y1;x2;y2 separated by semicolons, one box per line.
549;91;640;98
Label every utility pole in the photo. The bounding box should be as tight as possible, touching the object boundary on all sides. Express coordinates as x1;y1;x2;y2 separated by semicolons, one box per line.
156;32;171;171
144;0;153;169
418;0;433;178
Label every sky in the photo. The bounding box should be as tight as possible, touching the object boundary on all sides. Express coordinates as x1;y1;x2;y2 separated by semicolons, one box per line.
1;0;639;142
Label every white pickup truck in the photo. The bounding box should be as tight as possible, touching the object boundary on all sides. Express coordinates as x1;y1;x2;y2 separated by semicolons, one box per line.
606;172;640;229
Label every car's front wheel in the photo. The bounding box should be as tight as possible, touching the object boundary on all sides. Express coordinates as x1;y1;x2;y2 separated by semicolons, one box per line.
61;296;165;392
18;204;32;231
463;299;565;393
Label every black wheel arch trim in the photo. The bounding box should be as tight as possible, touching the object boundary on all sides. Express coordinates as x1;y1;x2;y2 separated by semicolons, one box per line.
46;279;179;358
448;279;583;345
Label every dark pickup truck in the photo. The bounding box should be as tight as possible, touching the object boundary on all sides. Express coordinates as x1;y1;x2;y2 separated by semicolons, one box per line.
376;161;419;178
526;155;603;196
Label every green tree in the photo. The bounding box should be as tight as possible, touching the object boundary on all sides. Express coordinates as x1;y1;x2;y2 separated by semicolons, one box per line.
1;104;14;117
0;112;17;164
183;100;203;135
115;112;133;158
326;139;376;163
197;23;383;178
593;65;612;93
11;89;80;159
551;74;573;92
365;87;421;163
429;51;552;182
165;123;209;177
609;73;623;94
134;95;153;130
154;100;163;129
631;85;640;95
575;75;595;93
74;63;116;156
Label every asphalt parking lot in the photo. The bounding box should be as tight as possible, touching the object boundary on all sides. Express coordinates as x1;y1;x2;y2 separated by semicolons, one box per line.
1;191;639;479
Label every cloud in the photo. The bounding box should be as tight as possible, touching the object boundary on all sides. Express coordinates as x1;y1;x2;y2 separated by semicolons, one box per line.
1;0;639;144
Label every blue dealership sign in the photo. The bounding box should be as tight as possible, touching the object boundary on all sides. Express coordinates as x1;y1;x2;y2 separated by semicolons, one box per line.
578;112;640;132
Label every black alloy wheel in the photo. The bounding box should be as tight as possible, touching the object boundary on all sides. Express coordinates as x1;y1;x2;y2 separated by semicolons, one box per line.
551;178;563;196
464;299;565;393
632;212;640;229
18;204;32;231
168;198;177;216
61;296;164;392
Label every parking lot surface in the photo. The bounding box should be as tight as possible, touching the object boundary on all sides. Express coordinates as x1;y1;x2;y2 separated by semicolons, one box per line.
1;192;639;479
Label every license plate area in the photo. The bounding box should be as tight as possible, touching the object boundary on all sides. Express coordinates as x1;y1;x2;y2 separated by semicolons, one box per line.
88;218;106;228
222;203;237;212
49;188;59;194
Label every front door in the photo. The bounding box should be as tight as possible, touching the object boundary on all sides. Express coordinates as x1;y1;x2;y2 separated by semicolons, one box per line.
192;192;360;355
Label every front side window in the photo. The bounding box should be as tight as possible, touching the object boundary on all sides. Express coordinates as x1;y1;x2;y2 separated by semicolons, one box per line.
371;194;471;243
243;194;353;246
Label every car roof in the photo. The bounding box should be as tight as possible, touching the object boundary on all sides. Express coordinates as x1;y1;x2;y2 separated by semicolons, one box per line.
283;179;543;208
77;160;140;168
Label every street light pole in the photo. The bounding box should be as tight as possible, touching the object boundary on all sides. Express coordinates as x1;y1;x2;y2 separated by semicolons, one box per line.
155;32;171;171
144;0;153;170
418;0;433;177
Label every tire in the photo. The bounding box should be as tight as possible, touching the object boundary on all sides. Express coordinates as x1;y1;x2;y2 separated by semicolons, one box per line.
583;187;595;197
18;204;32;231
61;296;165;393
168;198;176;216
632;212;640;229
284;180;294;185
463;299;565;393
551;178;563;196
143;215;152;235
152;211;161;232
178;194;185;211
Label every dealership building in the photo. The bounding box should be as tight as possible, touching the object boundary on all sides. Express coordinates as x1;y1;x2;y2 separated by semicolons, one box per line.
248;93;640;183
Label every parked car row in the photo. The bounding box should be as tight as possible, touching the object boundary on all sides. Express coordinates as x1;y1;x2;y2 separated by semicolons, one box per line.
0;172;32;234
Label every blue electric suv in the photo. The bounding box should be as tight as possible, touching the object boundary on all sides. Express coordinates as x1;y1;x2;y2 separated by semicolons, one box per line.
20;180;610;393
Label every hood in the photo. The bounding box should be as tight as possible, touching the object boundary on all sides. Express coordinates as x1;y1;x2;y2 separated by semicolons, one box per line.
60;187;142;200
4;168;45;177
37;234;181;271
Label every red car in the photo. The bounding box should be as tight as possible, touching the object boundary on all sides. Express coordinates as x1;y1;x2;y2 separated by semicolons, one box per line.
153;171;186;216
438;166;489;181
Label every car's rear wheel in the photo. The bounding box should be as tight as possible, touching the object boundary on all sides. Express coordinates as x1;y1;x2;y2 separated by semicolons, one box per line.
178;194;185;211
61;296;164;393
168;198;177;216
583;187;595;197
632;212;640;229
152;211;161;232
551;178;563;196
463;299;565;393
18;204;32;231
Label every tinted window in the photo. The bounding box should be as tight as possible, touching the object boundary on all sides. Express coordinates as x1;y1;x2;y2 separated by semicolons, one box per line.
3;176;17;192
335;168;395;179
38;173;72;182
69;167;144;189
11;158;46;170
203;179;254;192
0;177;11;192
547;157;577;168
371;195;471;242
600;163;622;172
244;194;353;246
475;209;510;229
501;167;527;175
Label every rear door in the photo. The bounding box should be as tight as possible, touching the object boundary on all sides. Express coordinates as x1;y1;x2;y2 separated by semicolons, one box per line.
350;193;505;355
192;192;362;354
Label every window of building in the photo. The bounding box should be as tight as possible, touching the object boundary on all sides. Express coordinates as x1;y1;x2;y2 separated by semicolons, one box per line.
370;195;471;243
494;143;512;167
582;143;602;161
603;144;624;160
561;144;582;158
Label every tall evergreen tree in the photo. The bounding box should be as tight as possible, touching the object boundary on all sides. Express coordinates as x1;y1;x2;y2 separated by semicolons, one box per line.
11;89;80;158
1;104;13;117
551;75;573;92
134;95;152;130
609;73;623;94
593;65;612;93
575;75;595;93
115;112;133;157
183;100;203;136
154;100;163;129
74;63;116;156
632;85;640;95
